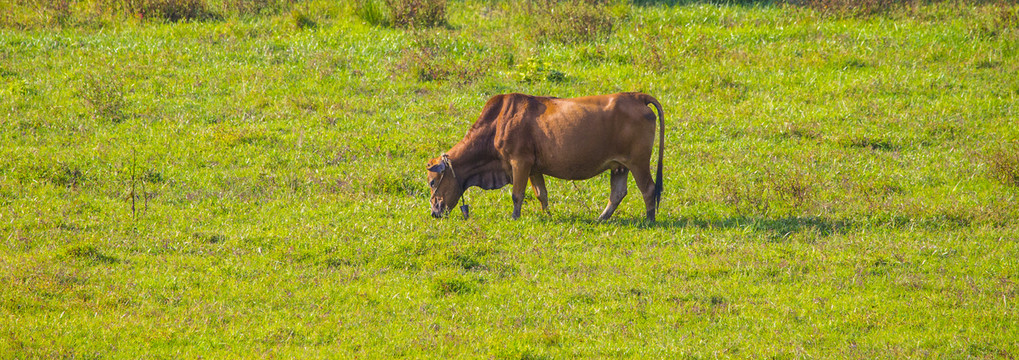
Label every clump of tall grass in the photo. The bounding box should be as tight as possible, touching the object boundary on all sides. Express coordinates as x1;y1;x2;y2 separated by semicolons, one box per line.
433;274;480;297
0;0;297;28
391;34;491;84
121;0;216;22
354;0;446;28
219;0;295;16
63;244;120;265
793;0;1017;19
387;0;446;28
796;0;911;17
841;135;898;151
126;0;296;20
771;169;815;210
719;176;770;216
986;143;1019;187
530;0;616;44
399;45;455;81
996;4;1019;29
79;72;126;123
51;164;87;188
1;0;73;28
354;0;389;26
718;165;819;216
290;9;315;29
977;3;1019;37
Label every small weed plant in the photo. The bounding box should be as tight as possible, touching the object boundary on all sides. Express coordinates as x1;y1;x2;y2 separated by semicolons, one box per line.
290;9;315;29
987;144;1019;186
354;0;389;26
514;57;566;83
386;0;446;28
79;72;126;123
123;0;215;22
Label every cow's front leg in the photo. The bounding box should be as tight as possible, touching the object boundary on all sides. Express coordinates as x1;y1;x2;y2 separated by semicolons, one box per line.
510;160;532;219
529;173;549;213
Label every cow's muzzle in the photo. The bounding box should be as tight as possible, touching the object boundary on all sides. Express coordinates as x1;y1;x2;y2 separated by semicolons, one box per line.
431;200;446;219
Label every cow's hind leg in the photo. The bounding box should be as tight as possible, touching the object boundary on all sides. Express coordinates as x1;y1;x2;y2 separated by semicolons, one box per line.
529;173;549;213
510;159;533;219
629;164;658;222
598;167;629;221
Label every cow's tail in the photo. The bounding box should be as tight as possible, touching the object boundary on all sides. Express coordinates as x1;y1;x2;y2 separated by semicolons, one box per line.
642;93;664;207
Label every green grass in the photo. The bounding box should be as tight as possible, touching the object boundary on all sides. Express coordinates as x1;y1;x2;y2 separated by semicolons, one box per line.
2;0;1019;357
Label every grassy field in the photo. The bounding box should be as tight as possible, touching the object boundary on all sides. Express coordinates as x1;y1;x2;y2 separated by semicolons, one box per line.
2;0;1019;357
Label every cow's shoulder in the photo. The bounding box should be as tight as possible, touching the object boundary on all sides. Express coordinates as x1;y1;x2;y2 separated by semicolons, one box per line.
467;94;532;142
484;93;534;105
471;94;514;127
496;93;560;104
474;93;548;125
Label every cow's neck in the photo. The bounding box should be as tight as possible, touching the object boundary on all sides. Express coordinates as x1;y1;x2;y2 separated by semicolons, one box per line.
445;141;497;182
444;129;510;190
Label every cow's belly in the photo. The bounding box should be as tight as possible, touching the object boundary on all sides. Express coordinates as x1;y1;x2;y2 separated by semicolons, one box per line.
530;124;651;180
533;154;623;180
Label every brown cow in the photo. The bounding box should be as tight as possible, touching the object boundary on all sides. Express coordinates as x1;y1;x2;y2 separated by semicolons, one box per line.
426;92;664;222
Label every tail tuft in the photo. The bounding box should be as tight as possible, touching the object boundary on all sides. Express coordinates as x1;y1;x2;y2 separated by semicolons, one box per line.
654;162;663;206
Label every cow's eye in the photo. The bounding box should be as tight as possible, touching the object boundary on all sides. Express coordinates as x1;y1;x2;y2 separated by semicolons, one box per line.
429;180;435;187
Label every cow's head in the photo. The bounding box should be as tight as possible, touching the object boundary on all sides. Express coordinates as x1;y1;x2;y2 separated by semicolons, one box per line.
426;156;464;218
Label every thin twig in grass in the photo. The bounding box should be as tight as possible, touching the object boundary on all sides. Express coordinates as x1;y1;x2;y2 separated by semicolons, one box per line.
142;164;148;213
131;145;137;220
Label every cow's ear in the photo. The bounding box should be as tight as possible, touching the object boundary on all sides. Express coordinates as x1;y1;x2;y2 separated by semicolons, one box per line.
427;161;446;173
